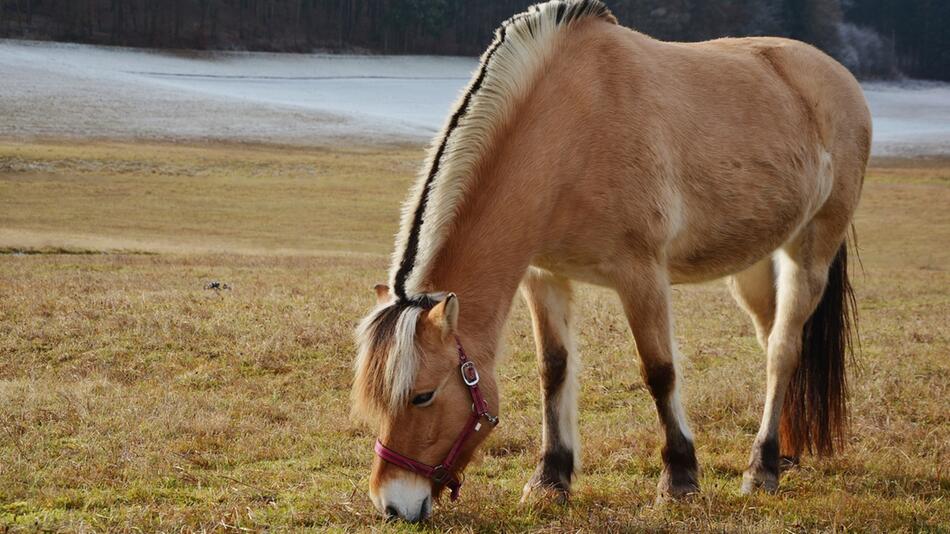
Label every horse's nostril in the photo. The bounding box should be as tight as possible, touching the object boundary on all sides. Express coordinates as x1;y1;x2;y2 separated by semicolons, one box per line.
419;496;431;520
385;505;399;519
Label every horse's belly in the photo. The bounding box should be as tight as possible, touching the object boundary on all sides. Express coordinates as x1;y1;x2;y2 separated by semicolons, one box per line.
666;149;835;283
669;201;804;281
667;232;786;284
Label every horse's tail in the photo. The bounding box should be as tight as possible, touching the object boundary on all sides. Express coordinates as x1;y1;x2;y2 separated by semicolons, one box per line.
780;243;857;457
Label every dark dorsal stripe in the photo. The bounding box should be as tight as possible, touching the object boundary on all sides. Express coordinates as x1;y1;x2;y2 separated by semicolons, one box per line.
392;23;509;301
556;2;567;23
391;1;614;301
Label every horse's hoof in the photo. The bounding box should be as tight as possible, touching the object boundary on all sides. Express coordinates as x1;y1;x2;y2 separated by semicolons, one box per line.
740;468;779;494
520;457;572;504
656;467;700;501
521;481;570;505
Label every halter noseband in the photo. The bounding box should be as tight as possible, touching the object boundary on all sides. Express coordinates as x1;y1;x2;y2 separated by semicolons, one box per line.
374;336;499;501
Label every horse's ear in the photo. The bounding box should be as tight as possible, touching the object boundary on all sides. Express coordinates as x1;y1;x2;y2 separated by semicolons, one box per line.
428;293;459;340
373;284;390;304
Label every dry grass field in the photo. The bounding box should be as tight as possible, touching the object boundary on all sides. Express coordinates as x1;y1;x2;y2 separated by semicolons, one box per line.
0;140;947;532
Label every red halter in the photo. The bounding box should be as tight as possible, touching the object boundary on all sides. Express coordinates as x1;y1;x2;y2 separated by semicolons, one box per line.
374;336;499;501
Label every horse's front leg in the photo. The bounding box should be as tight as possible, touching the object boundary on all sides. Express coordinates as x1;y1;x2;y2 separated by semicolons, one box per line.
618;265;700;500
520;268;579;502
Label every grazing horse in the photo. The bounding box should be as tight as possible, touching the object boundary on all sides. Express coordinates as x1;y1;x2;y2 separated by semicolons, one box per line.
353;0;869;521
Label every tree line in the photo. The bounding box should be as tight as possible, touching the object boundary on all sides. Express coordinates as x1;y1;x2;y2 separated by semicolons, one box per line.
1;0;947;80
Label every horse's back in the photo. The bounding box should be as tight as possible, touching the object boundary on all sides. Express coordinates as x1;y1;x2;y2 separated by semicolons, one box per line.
716;35;872;171
733;36;871;231
549;22;870;282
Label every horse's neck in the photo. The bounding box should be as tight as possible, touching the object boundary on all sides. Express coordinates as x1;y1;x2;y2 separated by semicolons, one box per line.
423;150;547;363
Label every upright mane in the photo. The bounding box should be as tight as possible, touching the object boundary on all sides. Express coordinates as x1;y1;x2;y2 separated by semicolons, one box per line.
354;0;616;420
390;0;616;301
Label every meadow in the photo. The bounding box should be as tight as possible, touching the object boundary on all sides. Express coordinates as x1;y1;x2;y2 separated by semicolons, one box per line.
0;140;947;532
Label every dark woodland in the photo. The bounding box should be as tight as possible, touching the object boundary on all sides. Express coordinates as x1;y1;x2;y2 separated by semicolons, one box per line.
1;0;948;80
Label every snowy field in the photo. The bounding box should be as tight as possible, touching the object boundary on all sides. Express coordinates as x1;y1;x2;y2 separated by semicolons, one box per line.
0;40;473;145
1;40;948;156
860;81;950;157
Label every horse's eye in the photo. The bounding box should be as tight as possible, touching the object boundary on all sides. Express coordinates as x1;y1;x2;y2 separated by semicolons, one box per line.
411;391;435;406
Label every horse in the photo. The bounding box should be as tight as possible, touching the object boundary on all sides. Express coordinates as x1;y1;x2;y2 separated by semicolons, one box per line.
353;0;869;522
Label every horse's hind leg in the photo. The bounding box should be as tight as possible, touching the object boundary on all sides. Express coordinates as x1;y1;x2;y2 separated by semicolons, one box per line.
618;265;699;500
728;257;776;352
520;268;579;502
741;223;846;493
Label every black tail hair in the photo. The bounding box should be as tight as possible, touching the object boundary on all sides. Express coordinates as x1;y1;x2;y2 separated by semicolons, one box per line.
780;243;857;457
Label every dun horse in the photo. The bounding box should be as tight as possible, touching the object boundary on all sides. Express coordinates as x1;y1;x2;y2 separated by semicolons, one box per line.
354;0;868;521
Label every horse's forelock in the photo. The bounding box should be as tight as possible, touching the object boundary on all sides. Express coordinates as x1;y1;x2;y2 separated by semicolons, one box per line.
353;299;433;421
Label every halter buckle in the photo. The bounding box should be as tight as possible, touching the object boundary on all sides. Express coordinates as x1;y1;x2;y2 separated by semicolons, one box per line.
460;361;479;386
430;465;451;485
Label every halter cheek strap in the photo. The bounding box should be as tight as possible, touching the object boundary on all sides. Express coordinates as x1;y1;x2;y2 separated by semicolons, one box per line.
374;336;499;501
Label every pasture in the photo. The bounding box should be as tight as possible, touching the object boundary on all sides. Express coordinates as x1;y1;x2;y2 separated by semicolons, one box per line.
0;140;947;532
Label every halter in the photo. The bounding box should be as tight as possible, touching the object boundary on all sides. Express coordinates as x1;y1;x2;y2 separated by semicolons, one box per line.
374;336;499;501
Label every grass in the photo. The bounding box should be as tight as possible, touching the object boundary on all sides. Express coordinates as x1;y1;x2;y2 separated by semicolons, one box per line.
0;141;419;256
0;140;947;532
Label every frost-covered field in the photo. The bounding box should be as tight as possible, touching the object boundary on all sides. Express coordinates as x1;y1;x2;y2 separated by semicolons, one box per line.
0;40;473;145
1;40;948;155
861;81;950;156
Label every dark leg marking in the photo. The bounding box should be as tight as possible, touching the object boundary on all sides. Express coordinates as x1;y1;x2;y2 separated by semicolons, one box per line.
541;344;568;398
643;361;674;400
751;437;780;476
527;447;575;494
644;362;700;499
658;432;700;498
742;437;780;493
526;344;574;495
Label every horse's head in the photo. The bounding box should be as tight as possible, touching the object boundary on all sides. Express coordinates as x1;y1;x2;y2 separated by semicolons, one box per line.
353;285;499;522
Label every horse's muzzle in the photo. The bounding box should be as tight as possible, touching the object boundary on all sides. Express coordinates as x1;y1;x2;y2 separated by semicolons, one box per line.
372;475;432;522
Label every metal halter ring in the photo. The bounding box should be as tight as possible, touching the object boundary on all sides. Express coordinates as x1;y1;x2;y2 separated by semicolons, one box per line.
460;361;479;386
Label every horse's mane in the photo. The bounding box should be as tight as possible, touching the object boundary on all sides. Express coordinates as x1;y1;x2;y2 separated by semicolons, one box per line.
391;0;616;300
353;0;616;420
